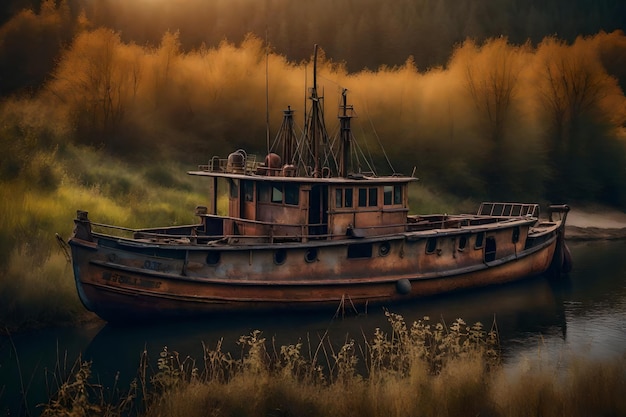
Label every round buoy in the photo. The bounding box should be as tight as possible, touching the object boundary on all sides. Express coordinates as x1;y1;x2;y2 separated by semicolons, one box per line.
396;279;411;295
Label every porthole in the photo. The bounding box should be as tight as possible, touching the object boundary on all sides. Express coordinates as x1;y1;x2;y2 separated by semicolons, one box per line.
206;251;221;265
379;242;391;257
305;248;318;263
274;249;287;265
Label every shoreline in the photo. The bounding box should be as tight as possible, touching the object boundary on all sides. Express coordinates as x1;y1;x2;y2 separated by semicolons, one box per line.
563;206;626;240
565;225;626;240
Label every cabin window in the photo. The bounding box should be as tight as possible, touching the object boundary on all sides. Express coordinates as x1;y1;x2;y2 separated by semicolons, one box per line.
336;188;354;209
512;226;520;243
271;184;283;203
384;185;403;206
368;188;378;206
358;188;367;207
357;187;377;207
243;180;254;202
258;183;270;202
458;235;468;251
426;237;438;254
475;232;485;249
345;188;353;207
229;179;239;199
284;183;299;205
261;182;300;205
485;237;497;262
348;243;373;259
384;186;393;205
335;189;343;208
394;185;402;205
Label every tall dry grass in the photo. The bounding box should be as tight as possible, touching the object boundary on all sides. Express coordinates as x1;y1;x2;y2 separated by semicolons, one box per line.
38;313;626;417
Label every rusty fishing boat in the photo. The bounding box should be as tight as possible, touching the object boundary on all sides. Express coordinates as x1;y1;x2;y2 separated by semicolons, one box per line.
69;46;572;322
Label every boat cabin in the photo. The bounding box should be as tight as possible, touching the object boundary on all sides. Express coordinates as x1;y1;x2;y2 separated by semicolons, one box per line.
188;159;414;242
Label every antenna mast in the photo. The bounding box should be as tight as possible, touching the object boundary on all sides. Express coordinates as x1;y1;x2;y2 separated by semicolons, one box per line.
311;45;320;177
265;27;270;153
339;89;353;177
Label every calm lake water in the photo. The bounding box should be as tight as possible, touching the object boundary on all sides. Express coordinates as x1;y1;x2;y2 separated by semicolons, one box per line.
2;239;625;415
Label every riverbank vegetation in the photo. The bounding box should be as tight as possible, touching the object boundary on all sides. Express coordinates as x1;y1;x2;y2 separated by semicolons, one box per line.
37;312;626;417
0;140;209;331
1;2;626;331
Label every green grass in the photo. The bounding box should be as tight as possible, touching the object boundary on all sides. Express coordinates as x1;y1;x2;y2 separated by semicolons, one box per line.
0;251;82;330
407;182;477;215
0;144;208;331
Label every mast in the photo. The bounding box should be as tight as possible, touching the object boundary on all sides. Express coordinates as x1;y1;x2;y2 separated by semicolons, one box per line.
265;32;270;153
311;45;320;177
339;88;353;177
275;106;296;165
304;44;331;178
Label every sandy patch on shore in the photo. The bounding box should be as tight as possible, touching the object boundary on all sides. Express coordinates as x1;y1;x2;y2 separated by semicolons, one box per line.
566;206;626;228
564;205;626;240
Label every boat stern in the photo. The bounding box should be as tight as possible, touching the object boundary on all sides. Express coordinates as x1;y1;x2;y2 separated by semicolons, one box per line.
72;210;93;242
547;204;572;274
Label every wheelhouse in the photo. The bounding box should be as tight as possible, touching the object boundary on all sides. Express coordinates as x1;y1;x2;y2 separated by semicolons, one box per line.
188;166;414;242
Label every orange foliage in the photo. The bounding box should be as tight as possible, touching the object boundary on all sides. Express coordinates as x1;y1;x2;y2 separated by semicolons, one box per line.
3;21;625;203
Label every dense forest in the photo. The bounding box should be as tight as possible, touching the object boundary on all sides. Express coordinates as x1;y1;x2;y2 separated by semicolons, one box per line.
2;0;626;94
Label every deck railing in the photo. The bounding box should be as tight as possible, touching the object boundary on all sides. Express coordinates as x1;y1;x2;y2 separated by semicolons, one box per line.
477;202;539;218
87;204;539;244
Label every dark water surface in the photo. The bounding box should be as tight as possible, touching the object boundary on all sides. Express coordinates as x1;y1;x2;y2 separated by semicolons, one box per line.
2;239;625;415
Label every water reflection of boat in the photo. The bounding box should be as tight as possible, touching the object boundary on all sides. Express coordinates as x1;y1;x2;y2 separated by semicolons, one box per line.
84;273;568;387
68;45;572;322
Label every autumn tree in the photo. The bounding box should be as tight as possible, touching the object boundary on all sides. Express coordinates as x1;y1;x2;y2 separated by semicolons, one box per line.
47;28;143;149
151;30;181;109
0;0;74;95
595;30;626;93
456;37;534;199
535;36;626;204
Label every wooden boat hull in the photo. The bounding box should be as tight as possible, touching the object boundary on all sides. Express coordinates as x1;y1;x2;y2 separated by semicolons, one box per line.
69;222;561;322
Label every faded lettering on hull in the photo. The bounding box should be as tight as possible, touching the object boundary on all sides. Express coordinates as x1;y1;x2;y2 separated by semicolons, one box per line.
102;271;162;289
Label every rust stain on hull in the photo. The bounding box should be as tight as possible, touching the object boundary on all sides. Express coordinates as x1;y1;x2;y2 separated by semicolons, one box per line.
70;226;562;322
